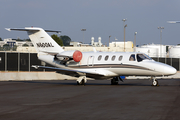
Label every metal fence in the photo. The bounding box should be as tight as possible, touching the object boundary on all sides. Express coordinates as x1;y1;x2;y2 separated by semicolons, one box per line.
0;52;41;71
0;52;179;71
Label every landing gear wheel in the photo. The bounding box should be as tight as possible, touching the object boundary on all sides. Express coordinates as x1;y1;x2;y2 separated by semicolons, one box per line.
77;79;85;85
111;78;119;85
152;80;159;86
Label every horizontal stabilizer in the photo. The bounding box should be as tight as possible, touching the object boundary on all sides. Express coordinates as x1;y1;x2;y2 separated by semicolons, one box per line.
5;28;61;33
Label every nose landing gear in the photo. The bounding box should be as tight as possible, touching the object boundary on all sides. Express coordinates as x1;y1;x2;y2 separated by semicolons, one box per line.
151;77;159;86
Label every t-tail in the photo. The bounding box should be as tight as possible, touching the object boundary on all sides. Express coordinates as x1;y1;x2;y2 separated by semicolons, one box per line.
6;27;83;63
6;27;64;55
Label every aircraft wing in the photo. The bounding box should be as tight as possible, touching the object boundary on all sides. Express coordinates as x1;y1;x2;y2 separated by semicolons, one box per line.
32;65;105;79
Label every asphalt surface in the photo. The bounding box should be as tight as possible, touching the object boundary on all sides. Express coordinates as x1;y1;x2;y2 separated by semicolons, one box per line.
0;79;180;120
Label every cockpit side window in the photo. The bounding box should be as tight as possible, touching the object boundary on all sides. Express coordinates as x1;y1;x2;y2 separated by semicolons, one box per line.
137;54;152;62
129;54;136;61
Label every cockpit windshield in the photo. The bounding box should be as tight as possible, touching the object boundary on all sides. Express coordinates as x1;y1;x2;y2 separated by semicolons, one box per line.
137;54;152;62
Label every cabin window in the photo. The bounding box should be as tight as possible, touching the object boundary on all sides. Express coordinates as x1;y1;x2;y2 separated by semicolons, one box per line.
105;55;109;61
98;55;102;61
129;54;136;61
137;54;152;62
119;56;123;61
111;55;116;61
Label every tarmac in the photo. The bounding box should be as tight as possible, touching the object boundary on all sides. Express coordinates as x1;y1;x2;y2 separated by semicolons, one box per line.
0;79;180;120
0;71;180;81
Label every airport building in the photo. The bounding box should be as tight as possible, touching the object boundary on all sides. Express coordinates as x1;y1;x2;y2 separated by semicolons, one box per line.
1;38;33;47
0;37;133;53
2;38;180;58
169;45;180;58
135;43;168;57
135;43;180;58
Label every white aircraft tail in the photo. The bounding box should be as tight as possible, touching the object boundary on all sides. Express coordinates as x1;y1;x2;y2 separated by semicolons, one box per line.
6;27;64;54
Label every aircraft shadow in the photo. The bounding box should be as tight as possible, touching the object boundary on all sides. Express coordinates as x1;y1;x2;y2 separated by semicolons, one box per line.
8;79;180;87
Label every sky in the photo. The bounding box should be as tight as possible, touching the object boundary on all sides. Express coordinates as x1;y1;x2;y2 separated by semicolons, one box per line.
1;0;180;46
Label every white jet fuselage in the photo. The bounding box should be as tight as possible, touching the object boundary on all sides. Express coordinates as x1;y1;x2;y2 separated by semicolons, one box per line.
39;52;177;79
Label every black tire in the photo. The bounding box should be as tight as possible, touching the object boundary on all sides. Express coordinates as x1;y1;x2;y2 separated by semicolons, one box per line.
111;78;118;85
152;80;159;86
77;81;80;85
77;79;85;85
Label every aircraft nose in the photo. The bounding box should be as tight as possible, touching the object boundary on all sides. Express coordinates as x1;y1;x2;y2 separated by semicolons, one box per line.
163;65;177;75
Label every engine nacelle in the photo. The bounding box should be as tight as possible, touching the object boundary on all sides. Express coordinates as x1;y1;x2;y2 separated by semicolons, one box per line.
56;50;82;62
73;50;82;62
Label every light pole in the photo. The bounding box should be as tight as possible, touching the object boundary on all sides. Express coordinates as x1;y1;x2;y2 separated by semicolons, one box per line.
81;29;86;44
158;27;164;57
123;24;127;52
122;19;127;52
134;32;137;52
122;19;127;27
109;35;111;47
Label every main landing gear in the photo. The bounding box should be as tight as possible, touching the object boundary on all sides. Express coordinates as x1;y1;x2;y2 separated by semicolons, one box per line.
111;77;124;85
151;77;159;86
77;76;87;85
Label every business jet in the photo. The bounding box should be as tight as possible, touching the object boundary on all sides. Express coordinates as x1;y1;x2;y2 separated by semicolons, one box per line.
167;21;180;23
6;27;177;86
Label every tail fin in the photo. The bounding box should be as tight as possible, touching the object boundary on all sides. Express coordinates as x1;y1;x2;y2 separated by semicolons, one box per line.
6;27;64;54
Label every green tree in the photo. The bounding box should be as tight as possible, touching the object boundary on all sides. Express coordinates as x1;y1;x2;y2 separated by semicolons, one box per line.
51;34;63;46
12;45;17;51
60;35;71;46
22;44;29;47
3;44;10;51
0;38;3;41
3;44;9;47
